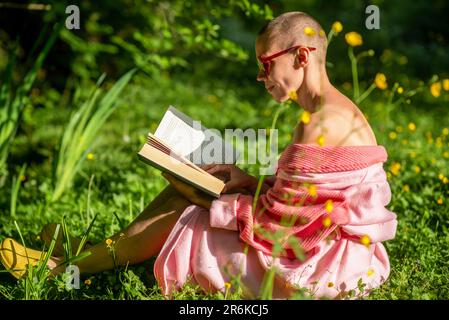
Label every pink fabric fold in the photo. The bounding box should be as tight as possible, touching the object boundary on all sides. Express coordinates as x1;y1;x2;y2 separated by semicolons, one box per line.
153;143;398;299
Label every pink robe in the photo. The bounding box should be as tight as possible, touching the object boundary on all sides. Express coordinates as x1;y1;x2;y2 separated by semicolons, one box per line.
153;144;398;299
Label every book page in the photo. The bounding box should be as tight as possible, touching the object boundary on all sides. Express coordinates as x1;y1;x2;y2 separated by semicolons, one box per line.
154;105;240;165
147;133;210;175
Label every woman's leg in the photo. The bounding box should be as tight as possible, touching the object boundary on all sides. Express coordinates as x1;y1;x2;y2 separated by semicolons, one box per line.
50;185;193;275
120;184;184;237
42;185;181;255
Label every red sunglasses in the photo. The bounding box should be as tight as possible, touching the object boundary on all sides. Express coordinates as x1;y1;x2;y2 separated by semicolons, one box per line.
257;45;317;77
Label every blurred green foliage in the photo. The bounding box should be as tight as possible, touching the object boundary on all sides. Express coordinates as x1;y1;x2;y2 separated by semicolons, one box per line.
1;0;448;94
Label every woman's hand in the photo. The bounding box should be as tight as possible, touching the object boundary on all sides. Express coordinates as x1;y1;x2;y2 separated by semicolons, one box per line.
161;172;213;209
200;164;259;194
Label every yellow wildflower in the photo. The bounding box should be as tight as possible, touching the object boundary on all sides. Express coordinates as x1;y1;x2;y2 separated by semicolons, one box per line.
206;94;218;103
442;128;449;136
388;132;397;140
374;73;388;90
389;162;401;176
105;238;113;246
430;82;441;98
342;82;352;91
360;235;371;247
322;215;332;228
304;27;316;36
345;31;363;47
84;279;92;286
86;153;94;160
224;282;232;289
398;56;408;65
325;199;333;213
367;268;375;277
408;122;416;132
327;282;334;288
319;29;326;38
444;152;449;159
443;177;449;184
438;173;445;180
332;21;343;34
317;134;325;146
262;109;270;116
443;79;449;91
413;165;421;173
289;90;298;101
397;86;404;94
403;184;410;193
308;184;317;197
395;126;403;133
301;111;311;124
437;198;443;205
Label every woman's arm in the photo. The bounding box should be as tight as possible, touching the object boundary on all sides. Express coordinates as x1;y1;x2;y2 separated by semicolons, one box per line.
161;172;213;209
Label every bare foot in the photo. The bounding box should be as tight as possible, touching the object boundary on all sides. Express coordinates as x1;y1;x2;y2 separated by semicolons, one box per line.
47;256;66;277
40;223;92;256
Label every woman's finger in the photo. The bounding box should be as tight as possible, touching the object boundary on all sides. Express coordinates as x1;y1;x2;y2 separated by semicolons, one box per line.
162;172;213;209
222;179;241;193
199;163;216;170
206;164;231;174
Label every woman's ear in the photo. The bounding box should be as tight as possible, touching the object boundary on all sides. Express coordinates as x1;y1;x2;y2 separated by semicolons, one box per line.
294;47;310;68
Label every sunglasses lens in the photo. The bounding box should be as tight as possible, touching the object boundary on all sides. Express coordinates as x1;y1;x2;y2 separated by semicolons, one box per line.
263;63;269;76
257;59;270;77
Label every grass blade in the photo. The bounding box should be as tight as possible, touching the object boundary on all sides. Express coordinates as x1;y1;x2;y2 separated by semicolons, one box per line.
10;164;26;218
37;224;60;279
61;216;72;264
75;212;98;257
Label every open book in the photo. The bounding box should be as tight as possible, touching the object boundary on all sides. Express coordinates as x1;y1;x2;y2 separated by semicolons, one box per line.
137;106;240;197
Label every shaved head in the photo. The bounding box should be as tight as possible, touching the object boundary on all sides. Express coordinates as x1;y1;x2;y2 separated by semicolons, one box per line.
257;12;328;65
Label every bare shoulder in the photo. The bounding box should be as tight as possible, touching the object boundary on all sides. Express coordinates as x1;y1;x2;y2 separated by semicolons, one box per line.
294;98;378;147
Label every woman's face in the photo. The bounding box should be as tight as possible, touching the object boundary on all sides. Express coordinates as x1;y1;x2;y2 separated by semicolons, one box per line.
255;37;304;103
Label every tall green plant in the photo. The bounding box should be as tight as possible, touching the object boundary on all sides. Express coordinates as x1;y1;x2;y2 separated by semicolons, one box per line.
51;68;136;201
0;24;61;177
10;164;27;219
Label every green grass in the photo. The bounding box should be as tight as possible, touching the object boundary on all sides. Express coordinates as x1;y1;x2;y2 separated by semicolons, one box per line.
0;71;448;299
